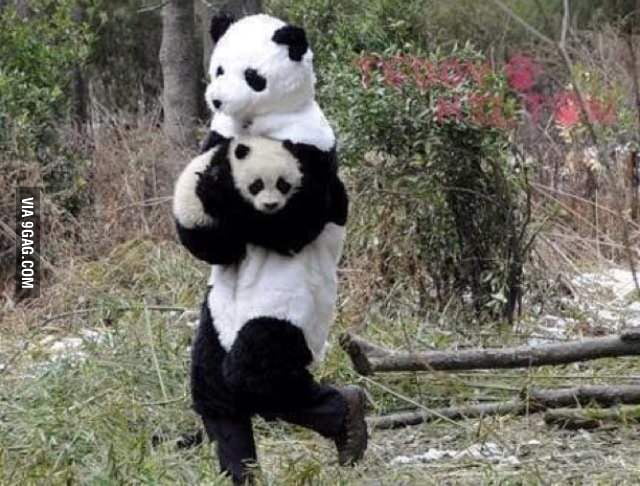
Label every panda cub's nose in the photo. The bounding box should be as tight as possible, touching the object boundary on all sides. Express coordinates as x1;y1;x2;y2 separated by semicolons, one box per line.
263;202;278;212
212;99;222;109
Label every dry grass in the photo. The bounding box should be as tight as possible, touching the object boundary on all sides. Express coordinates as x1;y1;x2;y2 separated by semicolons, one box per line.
3;255;640;484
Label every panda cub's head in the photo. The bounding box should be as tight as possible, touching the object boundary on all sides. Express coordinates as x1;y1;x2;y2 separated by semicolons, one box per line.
229;137;302;215
205;14;315;120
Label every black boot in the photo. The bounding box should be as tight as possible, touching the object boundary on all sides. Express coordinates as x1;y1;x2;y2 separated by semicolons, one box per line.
334;385;368;466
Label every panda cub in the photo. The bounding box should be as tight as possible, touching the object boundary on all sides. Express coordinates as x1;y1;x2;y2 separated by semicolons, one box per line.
174;136;346;263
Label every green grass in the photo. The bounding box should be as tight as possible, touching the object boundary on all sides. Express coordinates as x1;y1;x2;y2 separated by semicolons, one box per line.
3;240;640;485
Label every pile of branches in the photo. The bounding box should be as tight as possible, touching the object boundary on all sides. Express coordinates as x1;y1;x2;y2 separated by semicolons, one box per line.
341;329;640;430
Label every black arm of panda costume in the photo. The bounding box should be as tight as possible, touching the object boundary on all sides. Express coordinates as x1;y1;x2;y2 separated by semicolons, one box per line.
281;140;349;227
173;142;247;265
200;130;227;153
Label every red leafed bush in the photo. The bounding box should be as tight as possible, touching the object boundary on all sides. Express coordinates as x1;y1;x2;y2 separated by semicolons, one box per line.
345;47;532;322
355;52;517;131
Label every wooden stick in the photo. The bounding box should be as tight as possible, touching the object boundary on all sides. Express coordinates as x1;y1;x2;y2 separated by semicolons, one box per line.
545;405;640;430
368;384;640;430
341;329;640;375
368;400;525;429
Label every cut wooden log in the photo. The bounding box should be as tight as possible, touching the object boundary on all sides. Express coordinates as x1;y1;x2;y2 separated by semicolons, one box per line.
369;385;640;430
368;400;525;429
341;329;640;375
544;405;640;430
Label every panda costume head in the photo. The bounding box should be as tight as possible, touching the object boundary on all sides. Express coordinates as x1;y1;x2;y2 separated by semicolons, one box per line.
202;13;335;153
205;14;315;121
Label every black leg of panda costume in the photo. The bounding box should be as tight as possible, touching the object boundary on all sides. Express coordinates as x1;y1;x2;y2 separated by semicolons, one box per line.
191;289;347;484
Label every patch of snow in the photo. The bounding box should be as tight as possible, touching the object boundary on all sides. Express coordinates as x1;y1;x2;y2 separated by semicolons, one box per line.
49;337;83;354
391;442;520;466
525;315;576;346
573;268;638;302
37;328;110;363
391;448;456;464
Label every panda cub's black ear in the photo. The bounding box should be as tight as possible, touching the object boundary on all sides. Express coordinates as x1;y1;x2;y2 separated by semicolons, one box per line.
235;143;250;160
210;14;235;43
272;25;308;62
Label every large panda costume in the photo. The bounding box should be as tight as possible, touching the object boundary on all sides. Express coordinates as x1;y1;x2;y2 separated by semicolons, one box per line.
174;136;365;484
173;13;368;483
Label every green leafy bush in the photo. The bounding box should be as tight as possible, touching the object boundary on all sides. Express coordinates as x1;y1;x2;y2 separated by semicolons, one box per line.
0;0;92;154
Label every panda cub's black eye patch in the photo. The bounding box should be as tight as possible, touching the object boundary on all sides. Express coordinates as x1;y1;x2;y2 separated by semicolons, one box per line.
276;177;292;195
235;144;250;159
244;69;266;92
216;66;224;77
248;179;264;196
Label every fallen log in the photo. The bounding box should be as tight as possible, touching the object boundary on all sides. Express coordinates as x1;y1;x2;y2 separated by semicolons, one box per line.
341;329;640;375
544;405;640;430
369;385;640;430
368;400;525;429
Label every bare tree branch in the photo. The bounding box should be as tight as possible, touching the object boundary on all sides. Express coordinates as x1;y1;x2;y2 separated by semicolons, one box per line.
369;385;640;429
544;405;640;429
341;330;640;375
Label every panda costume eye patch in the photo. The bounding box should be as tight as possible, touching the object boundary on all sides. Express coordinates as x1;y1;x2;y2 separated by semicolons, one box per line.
245;69;267;92
216;66;224;77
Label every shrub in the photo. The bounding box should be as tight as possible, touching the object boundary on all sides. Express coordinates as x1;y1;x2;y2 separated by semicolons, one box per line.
0;0;92;155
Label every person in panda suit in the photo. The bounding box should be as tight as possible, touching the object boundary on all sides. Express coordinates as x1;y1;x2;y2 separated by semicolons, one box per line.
173;135;367;485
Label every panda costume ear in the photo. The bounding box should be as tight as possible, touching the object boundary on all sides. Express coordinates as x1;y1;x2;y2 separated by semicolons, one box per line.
210;14;235;43
272;25;308;62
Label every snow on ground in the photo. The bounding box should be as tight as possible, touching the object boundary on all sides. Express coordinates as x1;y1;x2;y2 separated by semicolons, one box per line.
523;267;640;346
391;441;521;466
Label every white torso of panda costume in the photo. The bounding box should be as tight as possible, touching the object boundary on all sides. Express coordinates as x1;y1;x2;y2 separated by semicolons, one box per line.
205;14;335;152
207;224;345;363
198;137;345;364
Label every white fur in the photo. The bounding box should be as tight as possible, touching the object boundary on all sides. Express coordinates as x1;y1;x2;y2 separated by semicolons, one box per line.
206;14;336;151
229;137;302;213
173;150;215;228
208;223;346;363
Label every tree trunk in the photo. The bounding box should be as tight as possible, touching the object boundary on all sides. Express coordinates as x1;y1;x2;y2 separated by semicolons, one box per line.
159;0;200;148
71;2;88;127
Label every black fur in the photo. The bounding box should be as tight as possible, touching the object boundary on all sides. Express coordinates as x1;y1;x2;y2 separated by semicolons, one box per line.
175;136;249;265
222;317;315;410
191;289;318;418
200;130;228;153
175;221;246;265
191;292;238;418
272;25;308;61
235;143;250;159
210;14;234;44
